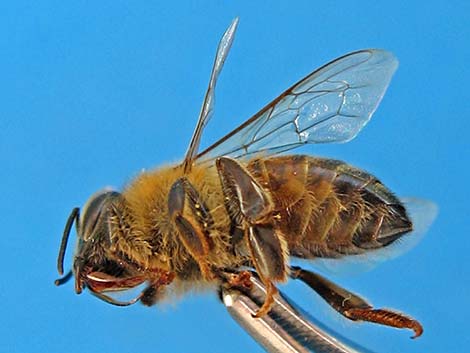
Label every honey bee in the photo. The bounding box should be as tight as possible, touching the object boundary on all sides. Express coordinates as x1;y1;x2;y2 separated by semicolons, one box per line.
56;18;435;339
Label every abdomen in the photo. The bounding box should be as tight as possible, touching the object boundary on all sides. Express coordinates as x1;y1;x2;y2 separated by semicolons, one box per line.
246;155;412;259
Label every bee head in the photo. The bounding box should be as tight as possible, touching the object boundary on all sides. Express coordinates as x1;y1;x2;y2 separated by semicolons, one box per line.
55;190;146;306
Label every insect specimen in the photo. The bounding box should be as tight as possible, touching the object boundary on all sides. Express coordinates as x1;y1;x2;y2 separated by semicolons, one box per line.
56;18;433;339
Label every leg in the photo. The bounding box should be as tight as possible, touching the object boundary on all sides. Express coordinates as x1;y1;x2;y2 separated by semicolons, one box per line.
168;177;214;280
217;269;253;290
217;157;288;317
140;270;176;306
290;266;423;338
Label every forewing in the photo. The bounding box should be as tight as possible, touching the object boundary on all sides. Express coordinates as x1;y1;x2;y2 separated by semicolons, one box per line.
196;49;398;163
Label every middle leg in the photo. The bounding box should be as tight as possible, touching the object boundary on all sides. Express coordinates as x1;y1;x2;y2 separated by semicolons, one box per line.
216;157;289;317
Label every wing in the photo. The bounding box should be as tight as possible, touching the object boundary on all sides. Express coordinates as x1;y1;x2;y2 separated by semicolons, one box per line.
196;49;398;163
182;17;239;173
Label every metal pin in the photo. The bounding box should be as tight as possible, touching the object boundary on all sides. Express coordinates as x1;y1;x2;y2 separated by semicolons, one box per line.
221;275;374;353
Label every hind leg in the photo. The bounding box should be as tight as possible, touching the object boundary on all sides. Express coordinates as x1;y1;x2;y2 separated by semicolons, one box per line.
290;266;423;338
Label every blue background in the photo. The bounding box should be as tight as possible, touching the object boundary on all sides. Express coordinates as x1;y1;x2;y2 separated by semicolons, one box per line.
2;1;468;352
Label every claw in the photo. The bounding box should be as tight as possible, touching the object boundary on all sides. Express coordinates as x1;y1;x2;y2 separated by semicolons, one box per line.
252;281;278;318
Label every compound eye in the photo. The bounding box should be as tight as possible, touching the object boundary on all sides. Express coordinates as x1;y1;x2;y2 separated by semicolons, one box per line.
79;189;121;241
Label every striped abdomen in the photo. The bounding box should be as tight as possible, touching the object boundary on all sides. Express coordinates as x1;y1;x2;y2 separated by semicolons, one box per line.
246;155;412;259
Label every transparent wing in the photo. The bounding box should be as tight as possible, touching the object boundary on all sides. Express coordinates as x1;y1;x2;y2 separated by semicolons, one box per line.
182;17;238;172
196;49;398;163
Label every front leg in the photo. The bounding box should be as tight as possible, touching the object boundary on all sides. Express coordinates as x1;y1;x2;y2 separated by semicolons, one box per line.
168;177;214;280
216;157;289;317
140;270;176;306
